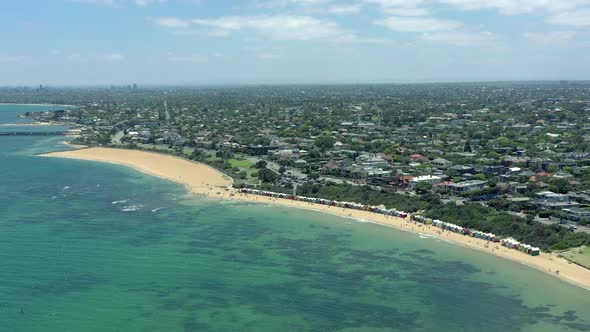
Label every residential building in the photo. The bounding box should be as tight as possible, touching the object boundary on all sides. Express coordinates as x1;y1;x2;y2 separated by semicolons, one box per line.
446;180;488;195
431;158;453;169
562;208;590;223
410;175;443;187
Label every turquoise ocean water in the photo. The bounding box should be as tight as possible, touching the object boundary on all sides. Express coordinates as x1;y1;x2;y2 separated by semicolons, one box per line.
0;104;589;332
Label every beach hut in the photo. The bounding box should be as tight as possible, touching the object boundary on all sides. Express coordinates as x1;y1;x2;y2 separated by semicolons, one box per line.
524;244;532;254
531;247;540;256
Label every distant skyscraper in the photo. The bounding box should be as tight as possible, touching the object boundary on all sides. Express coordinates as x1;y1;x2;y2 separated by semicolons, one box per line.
133;83;137;90
39;84;43;90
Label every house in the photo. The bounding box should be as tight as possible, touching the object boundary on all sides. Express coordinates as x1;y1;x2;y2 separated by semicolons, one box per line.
357;154;390;169
357;122;376;130
509;182;528;194
246;145;279;156
530;191;580;211
366;169;394;184
321;161;340;175
562;208;590;222
508;167;521;174
393;175;414;188
396;147;409;155
448;165;475;176
410;175;443;187
431;158;453;169
446;180;488;195
483;165;507;175
410;154;429;162
535;191;569;202
294;159;308;169
376;153;394;162
432;181;454;192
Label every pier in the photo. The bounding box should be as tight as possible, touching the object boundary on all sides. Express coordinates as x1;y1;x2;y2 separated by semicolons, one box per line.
0;130;80;136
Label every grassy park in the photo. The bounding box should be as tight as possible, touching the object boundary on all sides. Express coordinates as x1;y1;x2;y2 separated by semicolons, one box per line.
560;246;590;269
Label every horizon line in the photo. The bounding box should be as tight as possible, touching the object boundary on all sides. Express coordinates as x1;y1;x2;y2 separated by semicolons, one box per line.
1;79;589;89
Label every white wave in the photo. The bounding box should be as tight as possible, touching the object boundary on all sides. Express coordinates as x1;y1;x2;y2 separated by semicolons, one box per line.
151;207;164;212
63;186;70;190
112;199;129;205
121;204;143;212
419;233;437;239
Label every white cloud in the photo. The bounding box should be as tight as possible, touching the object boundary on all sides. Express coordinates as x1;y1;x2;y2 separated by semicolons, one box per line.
438;0;590;15
213;52;231;60
547;9;590;27
71;0;169;6
64;53;125;62
70;0;117;5
66;53;85;62
0;55;27;63
523;31;576;43
191;15;348;41
256;52;281;60
156;15;366;42
365;0;426;8
135;0;168;6
156;17;191;28
167;53;208;63
327;4;361;15
376;16;462;32
291;0;332;4
251;0;332;9
365;0;429;15
106;53;125;61
382;7;430;16
420;30;494;46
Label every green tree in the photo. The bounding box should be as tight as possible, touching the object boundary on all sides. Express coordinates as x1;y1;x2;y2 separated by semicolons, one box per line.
414;182;433;195
464;140;472;153
190;149;205;160
473;173;487;181
258;168;279;183
452;177;463;183
255;160;268;169
315;135;336;152
546;164;559;173
548;178;571;194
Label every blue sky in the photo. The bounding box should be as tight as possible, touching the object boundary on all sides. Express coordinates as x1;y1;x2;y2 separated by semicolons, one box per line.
1;0;590;85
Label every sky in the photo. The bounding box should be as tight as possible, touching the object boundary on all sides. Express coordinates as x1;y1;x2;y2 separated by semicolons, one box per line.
1;0;590;85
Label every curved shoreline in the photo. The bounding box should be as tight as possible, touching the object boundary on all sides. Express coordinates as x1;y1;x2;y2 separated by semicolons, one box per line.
0;103;75;107
40;147;590;291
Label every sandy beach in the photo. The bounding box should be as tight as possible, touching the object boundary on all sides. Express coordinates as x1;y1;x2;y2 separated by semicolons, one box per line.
41;147;590;290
